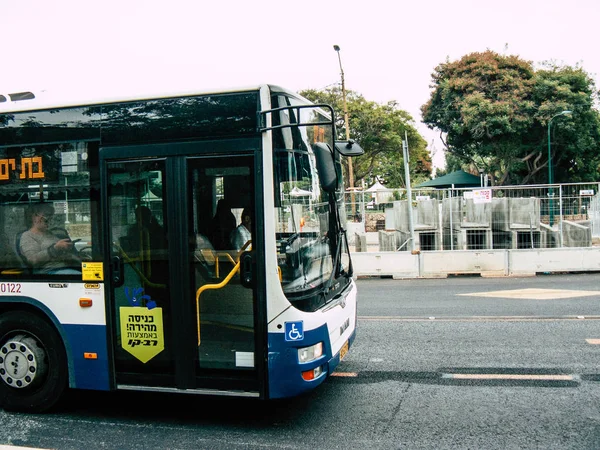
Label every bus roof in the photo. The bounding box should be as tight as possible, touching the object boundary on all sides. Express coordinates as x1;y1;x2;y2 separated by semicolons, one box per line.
0;83;305;114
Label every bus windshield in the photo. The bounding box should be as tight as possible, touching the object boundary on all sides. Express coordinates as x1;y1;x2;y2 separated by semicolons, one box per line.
271;94;351;312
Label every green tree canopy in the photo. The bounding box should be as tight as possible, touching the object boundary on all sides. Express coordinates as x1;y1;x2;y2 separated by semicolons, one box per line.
421;50;600;185
300;87;431;189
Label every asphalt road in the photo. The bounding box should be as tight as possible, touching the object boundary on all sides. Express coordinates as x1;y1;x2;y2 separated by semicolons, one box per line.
3;273;600;449
357;273;600;317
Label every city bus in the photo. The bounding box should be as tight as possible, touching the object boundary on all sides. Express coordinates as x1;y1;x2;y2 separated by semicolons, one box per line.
0;84;363;412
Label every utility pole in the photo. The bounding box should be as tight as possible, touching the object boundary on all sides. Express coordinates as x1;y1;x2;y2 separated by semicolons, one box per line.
333;45;355;215
403;132;415;252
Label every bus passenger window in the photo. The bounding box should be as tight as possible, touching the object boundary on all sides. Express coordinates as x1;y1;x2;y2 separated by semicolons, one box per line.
0;137;99;277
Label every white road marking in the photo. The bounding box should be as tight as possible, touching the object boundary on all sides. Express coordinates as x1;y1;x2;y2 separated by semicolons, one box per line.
0;446;49;450
458;288;600;300
443;373;574;381
359;316;600;321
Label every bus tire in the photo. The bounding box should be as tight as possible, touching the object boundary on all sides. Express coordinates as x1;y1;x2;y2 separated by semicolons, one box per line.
0;311;68;413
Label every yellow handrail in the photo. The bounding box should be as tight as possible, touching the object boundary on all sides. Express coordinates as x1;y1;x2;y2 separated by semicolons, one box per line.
239;240;252;253
114;242;167;289
1;269;23;275
214;251;236;278
195;260;241;345
208;240;251;278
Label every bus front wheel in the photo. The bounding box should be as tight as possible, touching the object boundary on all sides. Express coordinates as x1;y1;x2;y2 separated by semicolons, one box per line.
0;311;68;413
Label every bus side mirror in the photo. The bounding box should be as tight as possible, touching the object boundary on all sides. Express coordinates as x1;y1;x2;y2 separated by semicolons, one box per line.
312;143;337;193
335;140;364;157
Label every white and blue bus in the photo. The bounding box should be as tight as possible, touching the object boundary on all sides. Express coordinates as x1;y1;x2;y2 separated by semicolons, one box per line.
0;84;362;412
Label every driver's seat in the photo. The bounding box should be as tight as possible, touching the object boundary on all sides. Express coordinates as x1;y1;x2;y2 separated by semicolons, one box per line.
0;232;26;275
14;231;32;273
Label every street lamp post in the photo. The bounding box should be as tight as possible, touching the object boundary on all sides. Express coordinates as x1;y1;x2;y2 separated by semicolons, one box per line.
547;110;572;227
333;45;356;215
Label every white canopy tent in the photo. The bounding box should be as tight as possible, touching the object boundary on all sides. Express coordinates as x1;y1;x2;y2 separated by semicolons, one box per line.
289;186;313;197
365;181;393;205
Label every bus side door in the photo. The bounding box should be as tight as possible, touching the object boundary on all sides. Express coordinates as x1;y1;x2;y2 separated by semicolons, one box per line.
102;147;263;396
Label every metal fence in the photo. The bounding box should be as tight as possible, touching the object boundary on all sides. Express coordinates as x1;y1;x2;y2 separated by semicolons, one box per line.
345;182;600;251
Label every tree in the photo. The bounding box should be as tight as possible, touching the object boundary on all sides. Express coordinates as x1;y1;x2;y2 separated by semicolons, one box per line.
300;87;431;189
421;50;600;185
532;64;600;184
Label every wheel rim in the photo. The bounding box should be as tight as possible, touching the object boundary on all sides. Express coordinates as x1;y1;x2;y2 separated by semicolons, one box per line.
0;334;47;389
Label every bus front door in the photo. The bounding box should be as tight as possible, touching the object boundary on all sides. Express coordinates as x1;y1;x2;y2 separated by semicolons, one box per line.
104;151;261;396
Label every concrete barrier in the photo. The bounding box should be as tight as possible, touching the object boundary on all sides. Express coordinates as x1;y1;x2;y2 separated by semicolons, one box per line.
346;222;365;245
351;251;419;278
352;247;600;278
378;230;399;251
354;233;367;252
562;220;592;247
421;250;507;277
508;247;600;275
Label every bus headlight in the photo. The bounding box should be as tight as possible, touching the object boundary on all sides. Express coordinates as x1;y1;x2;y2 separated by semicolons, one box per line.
298;342;323;363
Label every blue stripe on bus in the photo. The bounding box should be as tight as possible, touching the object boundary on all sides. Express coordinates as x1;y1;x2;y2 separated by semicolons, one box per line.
62;324;111;391
267;324;356;399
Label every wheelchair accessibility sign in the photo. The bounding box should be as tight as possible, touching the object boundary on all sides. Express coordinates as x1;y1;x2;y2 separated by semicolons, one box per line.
285;321;304;342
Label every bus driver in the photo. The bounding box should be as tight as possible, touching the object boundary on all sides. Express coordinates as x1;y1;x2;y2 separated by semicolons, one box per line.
19;202;82;275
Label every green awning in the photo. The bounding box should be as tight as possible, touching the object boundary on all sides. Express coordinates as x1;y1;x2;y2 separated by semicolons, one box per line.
415;170;482;189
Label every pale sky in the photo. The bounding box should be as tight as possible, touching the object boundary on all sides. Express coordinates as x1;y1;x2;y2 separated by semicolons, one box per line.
3;0;599;171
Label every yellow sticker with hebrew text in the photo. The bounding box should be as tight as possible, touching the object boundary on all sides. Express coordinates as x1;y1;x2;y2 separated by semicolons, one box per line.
82;262;104;281
120;306;164;363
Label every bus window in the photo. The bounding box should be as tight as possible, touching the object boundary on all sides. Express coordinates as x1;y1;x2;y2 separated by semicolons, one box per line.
187;157;255;371
0;140;99;277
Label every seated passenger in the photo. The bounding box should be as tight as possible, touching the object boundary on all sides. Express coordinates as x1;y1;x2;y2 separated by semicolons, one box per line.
122;205;167;257
230;207;252;251
208;199;236;250
19;202;81;275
